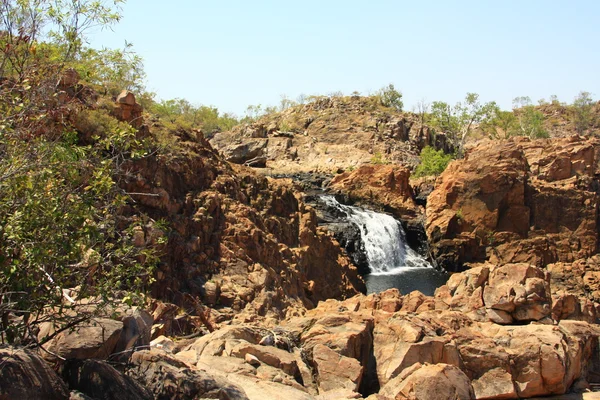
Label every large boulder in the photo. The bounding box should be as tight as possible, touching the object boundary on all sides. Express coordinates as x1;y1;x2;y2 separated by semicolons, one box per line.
62;359;151;400
378;362;475;400
38;318;123;362
0;347;69;400
127;348;249;399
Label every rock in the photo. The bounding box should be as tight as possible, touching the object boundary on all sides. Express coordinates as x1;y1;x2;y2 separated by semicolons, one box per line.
114;308;153;354
150;335;176;352
483;263;552;323
426;137;600;271
372;312;463;386
62;359;151;400
128;349;249;399
282;307;374;369
230;343;300;378
59;68;79;87
437;263;553;323
38;318;123;362
116;90;136;106
0;347;69;400
312;344;363;393
113;90;143;128
329;164;420;223
219;138;268;164
378;363;475;400
245;353;261;366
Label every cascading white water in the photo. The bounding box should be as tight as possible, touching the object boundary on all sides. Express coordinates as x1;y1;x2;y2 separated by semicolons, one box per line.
321;196;432;275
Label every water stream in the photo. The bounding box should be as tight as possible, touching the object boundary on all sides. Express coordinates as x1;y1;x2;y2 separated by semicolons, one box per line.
321;196;448;296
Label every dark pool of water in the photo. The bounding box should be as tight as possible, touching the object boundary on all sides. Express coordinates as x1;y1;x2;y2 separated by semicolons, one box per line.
365;267;449;296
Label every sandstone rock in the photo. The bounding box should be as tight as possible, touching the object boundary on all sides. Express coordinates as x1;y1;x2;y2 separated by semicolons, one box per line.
59;68;79;87
113;90;143;128
38;318;123;362
282;308;374;369
426;137;600;271
312;344;363;393
482;263;551;323
62;359;151;400
219;138;268;164
114;308;153;354
245;353;261;366
231;343;299;378
378;362;475;400
0;347;69;400
128;348;249;399
373;312;462;385
329;164;420;222
150;335;176;352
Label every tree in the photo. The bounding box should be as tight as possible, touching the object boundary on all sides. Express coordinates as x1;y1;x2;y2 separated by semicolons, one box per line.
75;42;147;96
0;0;159;346
572;91;595;134
512;97;548;138
480;109;519;139
429;93;497;156
377;84;403;111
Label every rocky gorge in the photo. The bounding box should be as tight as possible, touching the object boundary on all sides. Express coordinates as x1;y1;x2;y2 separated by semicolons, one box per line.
2;87;600;400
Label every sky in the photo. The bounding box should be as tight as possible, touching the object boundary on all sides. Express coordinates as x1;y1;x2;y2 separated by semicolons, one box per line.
88;0;600;117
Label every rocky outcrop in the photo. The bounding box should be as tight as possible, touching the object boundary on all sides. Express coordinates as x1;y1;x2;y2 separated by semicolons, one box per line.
210;95;451;174
62;359;151;400
119;128;364;324
4;284;600;399
128;348;249;399
435;263;553;324
38;318;124;363
426;136;600;271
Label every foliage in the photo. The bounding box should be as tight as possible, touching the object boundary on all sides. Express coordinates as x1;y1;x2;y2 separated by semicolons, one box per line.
151;98;239;138
512;97;548;138
519;106;549;138
0;0;160;346
429;93;497;156
370;151;389;165
572;91;596;134
376;84;403;111
74;43;147;97
480;110;520;139
414;146;454;177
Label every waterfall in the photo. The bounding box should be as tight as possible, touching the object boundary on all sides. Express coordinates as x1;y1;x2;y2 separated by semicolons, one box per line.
321;196;432;275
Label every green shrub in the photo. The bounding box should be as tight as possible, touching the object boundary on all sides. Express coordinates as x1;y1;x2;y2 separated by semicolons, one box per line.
370;151;388;164
414;146;453;177
376;84;403;111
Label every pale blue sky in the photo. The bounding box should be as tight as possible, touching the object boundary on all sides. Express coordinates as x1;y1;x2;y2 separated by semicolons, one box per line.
89;0;599;117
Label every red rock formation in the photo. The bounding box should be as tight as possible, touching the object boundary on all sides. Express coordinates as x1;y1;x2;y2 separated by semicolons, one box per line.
119;128;364;323
329;164;420;222
426;136;600;271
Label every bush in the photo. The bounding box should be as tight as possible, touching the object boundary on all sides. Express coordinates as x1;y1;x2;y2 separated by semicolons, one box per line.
414;146;453;177
370;151;389;164
377;84;403;111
